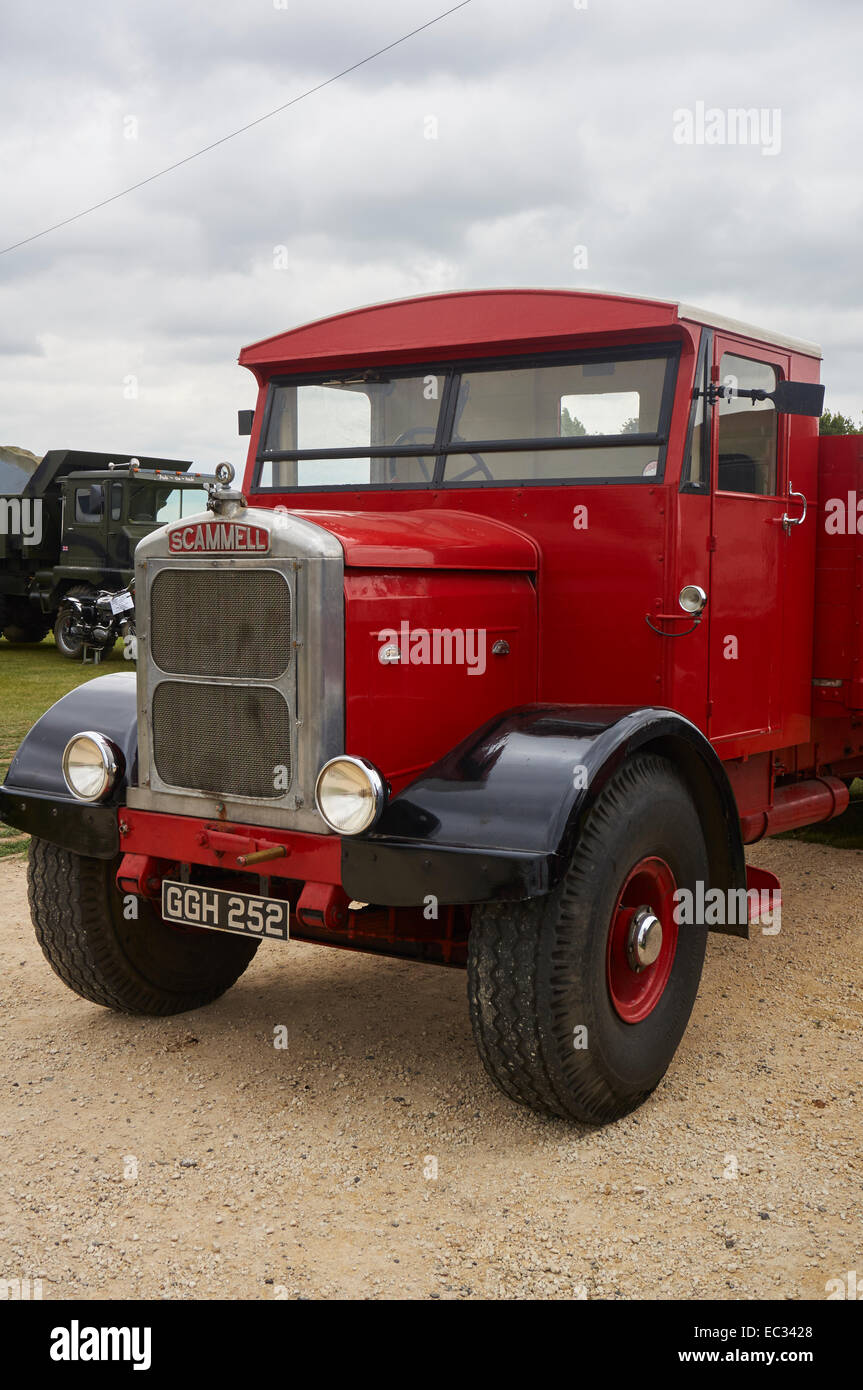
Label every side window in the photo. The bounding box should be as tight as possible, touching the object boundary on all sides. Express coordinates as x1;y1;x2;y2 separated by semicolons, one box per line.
560;391;641;436
75;485;104;523
682;337;710;489
110;483;123;521
717;354;778;496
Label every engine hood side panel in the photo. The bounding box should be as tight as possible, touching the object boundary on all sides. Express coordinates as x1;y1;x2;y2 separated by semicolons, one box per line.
344;567;538;794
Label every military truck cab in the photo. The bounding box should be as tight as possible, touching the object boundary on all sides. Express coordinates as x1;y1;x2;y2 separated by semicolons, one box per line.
54;463;208;592
0;451;208;655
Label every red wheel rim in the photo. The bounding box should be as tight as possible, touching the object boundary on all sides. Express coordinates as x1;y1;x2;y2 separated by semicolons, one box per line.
606;856;678;1023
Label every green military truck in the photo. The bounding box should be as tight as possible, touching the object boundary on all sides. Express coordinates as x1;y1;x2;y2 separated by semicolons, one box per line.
0;450;209;658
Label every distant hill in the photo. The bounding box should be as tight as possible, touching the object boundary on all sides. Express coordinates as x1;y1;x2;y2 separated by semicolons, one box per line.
0;447;41;493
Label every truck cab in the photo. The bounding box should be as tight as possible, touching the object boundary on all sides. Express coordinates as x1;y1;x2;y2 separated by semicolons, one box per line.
55;467;210;590
2;290;841;1127
238;289;823;802
0;451;208;653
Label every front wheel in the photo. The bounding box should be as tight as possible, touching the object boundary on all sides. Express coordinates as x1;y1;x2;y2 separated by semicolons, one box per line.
467;753;709;1125
53;585;101;659
28;838;258;1014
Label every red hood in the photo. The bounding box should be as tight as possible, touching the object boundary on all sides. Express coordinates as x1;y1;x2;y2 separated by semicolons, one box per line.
287;508;537;570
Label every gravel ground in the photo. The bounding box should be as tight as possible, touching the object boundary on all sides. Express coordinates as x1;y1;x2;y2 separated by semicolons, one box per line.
0;837;860;1301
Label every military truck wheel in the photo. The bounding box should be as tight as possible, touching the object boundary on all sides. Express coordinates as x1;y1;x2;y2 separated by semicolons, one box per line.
53;585;95;659
3;623;50;643
28;838;259;1015
467;753;709;1125
1;597;49;644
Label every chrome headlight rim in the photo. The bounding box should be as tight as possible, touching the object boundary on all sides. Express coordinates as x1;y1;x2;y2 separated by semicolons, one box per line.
314;755;387;836
61;731;123;803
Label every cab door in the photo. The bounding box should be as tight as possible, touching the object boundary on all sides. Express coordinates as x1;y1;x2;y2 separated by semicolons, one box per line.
62;481;108;575
706;339;791;747
105;481;132;577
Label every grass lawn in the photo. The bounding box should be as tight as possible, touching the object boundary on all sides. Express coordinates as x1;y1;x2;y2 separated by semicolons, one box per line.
0;634;126;860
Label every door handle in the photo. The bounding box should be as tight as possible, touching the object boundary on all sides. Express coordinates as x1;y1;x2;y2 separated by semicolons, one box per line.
645;614;702;637
781;481;807;534
645;583;707;636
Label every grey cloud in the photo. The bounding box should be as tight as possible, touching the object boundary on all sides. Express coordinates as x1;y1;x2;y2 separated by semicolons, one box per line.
1;0;863;459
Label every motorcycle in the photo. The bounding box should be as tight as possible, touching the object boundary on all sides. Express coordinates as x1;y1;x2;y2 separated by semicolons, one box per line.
54;581;136;662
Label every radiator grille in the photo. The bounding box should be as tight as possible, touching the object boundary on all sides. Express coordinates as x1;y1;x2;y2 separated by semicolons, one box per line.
151;569;291;678
152;681;291;799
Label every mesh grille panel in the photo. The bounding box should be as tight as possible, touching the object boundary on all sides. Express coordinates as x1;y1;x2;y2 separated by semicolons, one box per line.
151;569;291;678
152;682;291;798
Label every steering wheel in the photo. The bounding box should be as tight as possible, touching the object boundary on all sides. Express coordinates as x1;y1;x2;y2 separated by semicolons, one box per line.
385;428;495;484
445;449;495;483
385;429;437;483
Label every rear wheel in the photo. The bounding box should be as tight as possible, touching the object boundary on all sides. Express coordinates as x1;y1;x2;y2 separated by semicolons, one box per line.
2;624;49;643
1;597;49;644
28;838;258;1014
467;753;709;1124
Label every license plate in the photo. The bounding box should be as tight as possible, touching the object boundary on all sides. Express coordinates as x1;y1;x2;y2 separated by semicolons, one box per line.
161;881;290;941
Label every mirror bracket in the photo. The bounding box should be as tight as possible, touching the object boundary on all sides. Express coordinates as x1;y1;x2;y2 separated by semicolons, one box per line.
693;380;825;417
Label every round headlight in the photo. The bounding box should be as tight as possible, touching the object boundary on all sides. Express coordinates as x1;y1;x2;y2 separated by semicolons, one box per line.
62;732;122;802
315;756;386;835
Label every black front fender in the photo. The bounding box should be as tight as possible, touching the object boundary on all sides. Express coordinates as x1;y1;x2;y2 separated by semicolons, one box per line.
341;704;747;936
0;672;138;859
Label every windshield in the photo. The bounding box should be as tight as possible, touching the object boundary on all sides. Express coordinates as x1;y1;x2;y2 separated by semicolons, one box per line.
128;485;209;524
256;350;676;490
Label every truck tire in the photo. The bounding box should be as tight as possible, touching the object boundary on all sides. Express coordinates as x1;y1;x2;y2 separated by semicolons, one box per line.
53;585;96;660
2;623;49;644
1;599;49;643
467;753;710;1125
28;838;259;1015
1;595;49;644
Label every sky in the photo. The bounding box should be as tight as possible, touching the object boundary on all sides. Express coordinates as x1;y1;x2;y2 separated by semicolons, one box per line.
1;0;862;466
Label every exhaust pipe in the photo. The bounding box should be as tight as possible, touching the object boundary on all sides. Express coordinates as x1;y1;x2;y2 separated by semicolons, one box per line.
740;776;849;844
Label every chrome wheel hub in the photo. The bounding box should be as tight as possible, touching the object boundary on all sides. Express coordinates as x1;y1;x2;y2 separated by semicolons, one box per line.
627;906;663;972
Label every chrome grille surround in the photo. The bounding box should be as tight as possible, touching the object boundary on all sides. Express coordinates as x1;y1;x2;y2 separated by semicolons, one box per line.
127;505;344;834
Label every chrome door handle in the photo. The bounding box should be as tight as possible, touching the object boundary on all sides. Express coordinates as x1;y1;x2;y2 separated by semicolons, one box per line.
782;482;807;534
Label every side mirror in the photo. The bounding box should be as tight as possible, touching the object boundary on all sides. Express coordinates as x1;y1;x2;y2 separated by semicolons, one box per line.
698;380;826;417
769;380;825;417
238;409;255;436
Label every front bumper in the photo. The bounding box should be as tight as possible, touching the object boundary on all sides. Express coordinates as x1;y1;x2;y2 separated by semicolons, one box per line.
341;836;550;905
122;808;551;906
118;808;342;883
0;786;120;859
1;791;550;907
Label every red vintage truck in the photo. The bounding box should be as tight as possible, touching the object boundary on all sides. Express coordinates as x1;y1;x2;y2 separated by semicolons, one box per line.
3;288;857;1125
